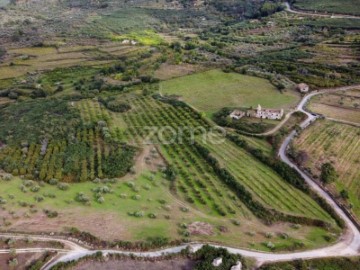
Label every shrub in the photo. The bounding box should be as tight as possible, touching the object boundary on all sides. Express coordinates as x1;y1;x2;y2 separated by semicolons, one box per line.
2;174;13;181
0;197;7;204
8;258;18;268
320;162;337;184
148;213;157;219
49;178;59;185
34;195;44;202
97;197;105;204
266;242;275;249
30;185;40;192
75;192;90;203
58;183;69;191
43;209;58;218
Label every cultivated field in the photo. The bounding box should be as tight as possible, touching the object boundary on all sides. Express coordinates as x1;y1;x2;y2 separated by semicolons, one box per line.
301;42;359;67
0;94;339;251
308;89;360;124
293;0;360;15
293;120;360;218
118;95;337;228
202;135;333;222
160;70;299;116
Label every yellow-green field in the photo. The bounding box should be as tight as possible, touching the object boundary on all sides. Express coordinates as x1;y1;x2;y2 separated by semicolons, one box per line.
294;120;360;218
160;69;299;116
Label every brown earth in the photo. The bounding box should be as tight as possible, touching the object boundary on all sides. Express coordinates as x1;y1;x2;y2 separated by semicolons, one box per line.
72;258;196;270
188;222;214;236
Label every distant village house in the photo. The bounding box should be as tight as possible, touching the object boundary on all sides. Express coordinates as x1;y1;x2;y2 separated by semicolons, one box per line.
121;39;138;45
297;83;309;93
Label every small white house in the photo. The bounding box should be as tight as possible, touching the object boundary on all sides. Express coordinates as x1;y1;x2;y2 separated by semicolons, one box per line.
297;83;310;93
230;110;245;120
231;261;242;270
212;257;223;267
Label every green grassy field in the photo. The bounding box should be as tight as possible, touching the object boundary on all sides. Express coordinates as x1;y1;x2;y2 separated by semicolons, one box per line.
294;120;360;219
294;0;360;16
160;70;299;117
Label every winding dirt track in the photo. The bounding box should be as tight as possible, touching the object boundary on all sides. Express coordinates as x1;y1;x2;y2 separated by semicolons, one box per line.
0;85;360;269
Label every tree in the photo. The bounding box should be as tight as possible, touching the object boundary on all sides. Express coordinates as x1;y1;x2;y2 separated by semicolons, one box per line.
320;162;337;184
340;190;349;200
295;151;309;167
164;165;176;181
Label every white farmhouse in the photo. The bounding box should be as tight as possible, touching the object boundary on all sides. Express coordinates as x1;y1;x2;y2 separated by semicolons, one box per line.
247;104;284;120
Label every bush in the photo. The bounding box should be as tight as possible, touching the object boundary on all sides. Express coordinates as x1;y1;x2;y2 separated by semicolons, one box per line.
49;178;59;185
320;162;337;184
96;196;105;204
43;209;58;218
58;183;69;191
75;192;90;204
2;174;13;181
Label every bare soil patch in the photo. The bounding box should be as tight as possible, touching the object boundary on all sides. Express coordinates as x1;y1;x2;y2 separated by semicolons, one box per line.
188;222;214;236
1;209;129;242
0;252;47;270
73;258;196;270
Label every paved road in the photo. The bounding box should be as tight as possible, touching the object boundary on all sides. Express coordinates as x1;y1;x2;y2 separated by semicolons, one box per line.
1;85;360;269
284;2;360;19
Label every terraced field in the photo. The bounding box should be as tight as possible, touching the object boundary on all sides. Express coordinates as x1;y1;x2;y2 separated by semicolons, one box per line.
294;120;360;218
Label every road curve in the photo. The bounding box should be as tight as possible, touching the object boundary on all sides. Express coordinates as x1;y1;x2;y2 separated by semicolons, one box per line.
1;85;360;269
284;2;360;19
